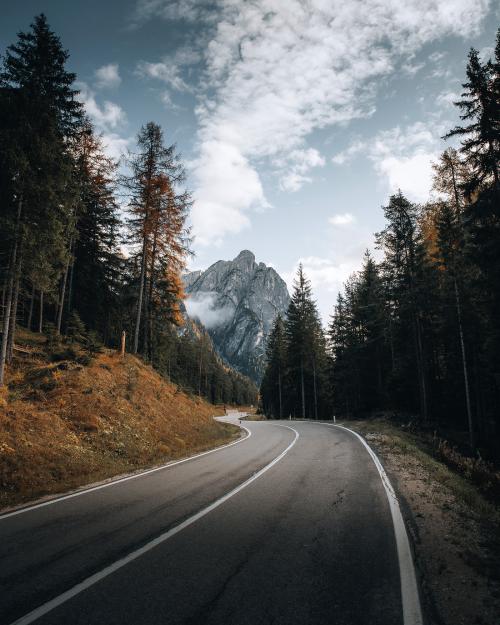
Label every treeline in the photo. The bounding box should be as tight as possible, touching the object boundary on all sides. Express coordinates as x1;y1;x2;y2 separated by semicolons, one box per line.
0;14;257;406
262;30;500;451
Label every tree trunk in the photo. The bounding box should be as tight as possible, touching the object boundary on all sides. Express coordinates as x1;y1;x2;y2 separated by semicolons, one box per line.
413;314;428;420
133;240;147;354
313;359;318;420
300;360;306;419
147;223;159;364
0;198;22;385
27;282;35;330
0;264;15;386
66;244;75;334
7;267;21;364
38;290;44;333
56;255;71;335
142;270;149;360
278;368;282;419
454;279;474;448
198;341;203;397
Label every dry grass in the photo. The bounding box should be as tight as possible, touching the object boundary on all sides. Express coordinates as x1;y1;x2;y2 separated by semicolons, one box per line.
347;418;500;518
344;418;500;625
0;331;238;510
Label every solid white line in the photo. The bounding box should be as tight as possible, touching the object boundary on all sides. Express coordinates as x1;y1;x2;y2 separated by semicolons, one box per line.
8;424;299;625
0;424;252;521
307;421;423;625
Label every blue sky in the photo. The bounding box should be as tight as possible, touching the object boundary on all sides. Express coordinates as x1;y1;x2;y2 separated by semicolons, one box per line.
2;1;499;321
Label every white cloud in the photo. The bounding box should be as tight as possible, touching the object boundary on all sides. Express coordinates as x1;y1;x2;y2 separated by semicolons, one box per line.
332;140;366;165
133;0;217;25
329;213;356;226
138;0;490;245
336;120;449;202
184;291;234;328
284;255;361;322
190;140;267;246
77;82;126;130
368;121;447;202
278;148;325;192
136;61;191;92
94;63;121;89
436;90;459;108
401;61;425;76
375;152;436;202
100;133;131;161
479;45;494;61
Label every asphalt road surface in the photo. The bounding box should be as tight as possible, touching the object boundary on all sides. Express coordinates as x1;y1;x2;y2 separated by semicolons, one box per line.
0;415;422;625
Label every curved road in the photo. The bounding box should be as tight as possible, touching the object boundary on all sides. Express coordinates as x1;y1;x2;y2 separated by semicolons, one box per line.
0;415;422;625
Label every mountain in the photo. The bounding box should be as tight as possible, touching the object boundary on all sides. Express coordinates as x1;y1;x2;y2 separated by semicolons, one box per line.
183;250;290;382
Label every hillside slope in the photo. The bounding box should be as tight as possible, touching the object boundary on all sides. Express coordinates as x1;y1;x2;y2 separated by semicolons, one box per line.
0;332;239;510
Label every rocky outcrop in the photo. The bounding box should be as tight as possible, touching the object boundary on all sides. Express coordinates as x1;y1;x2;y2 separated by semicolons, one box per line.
183;250;290;382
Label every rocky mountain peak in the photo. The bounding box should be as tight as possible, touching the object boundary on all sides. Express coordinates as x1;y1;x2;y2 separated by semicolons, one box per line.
234;249;256;270
183;251;290;382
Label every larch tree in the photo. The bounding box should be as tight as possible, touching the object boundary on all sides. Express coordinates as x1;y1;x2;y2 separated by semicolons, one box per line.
123;122;191;357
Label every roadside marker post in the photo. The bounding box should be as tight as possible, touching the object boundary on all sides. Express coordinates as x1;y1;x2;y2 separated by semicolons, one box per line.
120;331;126;358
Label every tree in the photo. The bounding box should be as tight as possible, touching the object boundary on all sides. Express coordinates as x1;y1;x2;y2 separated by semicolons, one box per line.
261;314;286;418
444;32;500;445
444;43;499;195
0;14;82;384
376;192;429;419
328;253;388;417
70;120;122;342
123;122;191;357
284;265;327;419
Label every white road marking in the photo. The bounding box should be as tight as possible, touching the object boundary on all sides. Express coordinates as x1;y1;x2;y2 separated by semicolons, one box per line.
313;421;424;625
0;422;252;521
7;425;299;625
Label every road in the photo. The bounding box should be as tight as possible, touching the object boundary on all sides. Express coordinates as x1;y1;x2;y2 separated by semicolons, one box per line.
0;415;422;625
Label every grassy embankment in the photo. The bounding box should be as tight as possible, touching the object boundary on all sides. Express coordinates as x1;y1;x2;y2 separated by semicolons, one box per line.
0;328;240;511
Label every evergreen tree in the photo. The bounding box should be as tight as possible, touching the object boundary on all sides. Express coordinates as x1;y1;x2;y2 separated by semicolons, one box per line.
445;30;500;442
0;14;82;384
71;120;122;342
376;192;430;419
284;265;327;419
444;43;499;194
261;314;286;418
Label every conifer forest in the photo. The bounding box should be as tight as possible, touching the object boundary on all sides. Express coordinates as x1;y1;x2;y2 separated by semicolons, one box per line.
261;29;500;456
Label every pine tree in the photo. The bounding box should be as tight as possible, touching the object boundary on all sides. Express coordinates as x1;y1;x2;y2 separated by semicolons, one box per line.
284;265;327;419
444;31;500;443
261;314;286;418
71;120;122;342
0;14;82;384
444;43;499;194
376;192;429;419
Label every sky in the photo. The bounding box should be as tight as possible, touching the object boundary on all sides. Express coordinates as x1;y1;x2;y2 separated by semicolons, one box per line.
2;0;499;322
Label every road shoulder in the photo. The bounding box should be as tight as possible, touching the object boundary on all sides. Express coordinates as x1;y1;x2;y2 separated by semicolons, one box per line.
347;419;500;625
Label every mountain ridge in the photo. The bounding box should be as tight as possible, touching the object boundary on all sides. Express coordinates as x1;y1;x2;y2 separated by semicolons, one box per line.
183;250;290;382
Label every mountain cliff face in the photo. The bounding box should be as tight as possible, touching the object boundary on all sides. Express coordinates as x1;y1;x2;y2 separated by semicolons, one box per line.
183;250;290;382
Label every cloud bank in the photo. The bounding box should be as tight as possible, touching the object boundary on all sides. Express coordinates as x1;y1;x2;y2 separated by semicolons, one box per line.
161;0;487;244
184;292;234;328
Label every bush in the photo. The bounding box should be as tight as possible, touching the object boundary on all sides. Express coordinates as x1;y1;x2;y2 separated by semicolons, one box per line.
436;440;500;502
66;311;86;344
